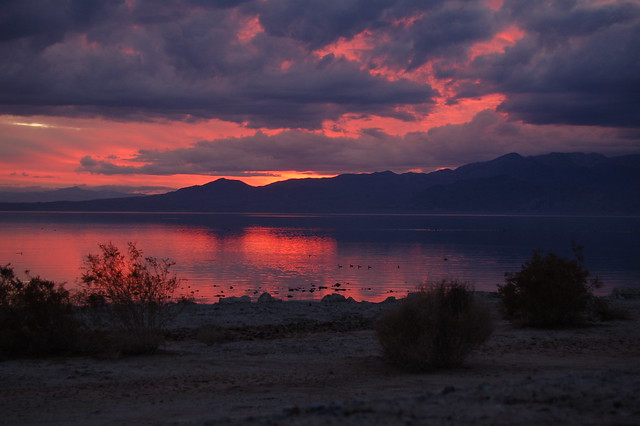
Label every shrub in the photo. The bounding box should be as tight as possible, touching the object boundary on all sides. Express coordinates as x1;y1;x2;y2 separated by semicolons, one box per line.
498;245;601;328
80;242;183;351
0;264;80;357
376;280;494;372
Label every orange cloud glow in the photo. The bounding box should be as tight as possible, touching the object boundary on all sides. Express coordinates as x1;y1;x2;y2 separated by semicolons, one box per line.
0;115;274;190
0;113;340;190
322;93;505;138
469;25;526;59
484;0;503;11
237;15;264;43
314;29;377;63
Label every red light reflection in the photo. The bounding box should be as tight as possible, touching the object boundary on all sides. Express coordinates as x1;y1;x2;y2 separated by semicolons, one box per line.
1;216;509;303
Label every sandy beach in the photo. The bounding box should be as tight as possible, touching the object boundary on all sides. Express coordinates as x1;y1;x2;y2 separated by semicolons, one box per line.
1;294;639;425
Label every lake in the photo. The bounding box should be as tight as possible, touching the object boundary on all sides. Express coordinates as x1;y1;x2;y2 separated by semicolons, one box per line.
1;212;638;302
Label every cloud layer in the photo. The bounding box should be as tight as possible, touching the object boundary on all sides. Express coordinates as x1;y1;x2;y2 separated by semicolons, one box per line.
78;109;637;176
1;0;639;185
0;0;442;128
458;0;640;128
4;0;637;128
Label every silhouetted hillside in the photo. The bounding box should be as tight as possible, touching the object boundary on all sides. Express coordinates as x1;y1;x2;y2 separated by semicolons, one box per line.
1;153;638;214
411;153;640;214
0;186;141;203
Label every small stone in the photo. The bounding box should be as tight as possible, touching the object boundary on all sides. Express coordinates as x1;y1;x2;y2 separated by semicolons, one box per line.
283;405;301;415
321;293;347;303
257;292;282;303
441;386;456;395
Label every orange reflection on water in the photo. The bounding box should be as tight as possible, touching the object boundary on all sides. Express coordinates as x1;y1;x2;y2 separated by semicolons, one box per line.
1;216;510;303
0;219;343;302
194;227;340;301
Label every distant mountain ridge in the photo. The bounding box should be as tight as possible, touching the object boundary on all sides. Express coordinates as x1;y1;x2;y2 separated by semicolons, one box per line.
1;152;639;214
0;186;141;203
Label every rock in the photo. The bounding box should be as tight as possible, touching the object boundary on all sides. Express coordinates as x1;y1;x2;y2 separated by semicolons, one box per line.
257;292;282;303
218;295;251;305
321;293;347;303
441;386;456;395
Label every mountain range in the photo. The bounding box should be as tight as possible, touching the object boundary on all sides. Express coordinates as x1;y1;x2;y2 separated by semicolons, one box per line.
0;186;141;203
1;152;639;215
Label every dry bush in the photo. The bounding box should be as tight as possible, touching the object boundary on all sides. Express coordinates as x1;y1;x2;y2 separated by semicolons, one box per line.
498;245;603;328
376;280;494;372
0;265;80;358
80;242;183;352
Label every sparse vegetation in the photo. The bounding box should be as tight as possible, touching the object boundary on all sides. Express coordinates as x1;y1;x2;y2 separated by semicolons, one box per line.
375;280;494;372
0;264;80;357
0;243;187;359
80;242;184;353
498;245;606;328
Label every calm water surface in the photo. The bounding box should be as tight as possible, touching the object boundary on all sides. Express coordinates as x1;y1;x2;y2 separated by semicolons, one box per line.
1;212;638;302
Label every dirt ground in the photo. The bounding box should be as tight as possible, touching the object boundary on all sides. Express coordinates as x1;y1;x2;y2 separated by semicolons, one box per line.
1;295;639;425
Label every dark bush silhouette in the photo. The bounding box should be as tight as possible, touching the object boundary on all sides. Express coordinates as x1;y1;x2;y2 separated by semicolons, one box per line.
80;242;183;353
376;280;494;372
498;245;602;328
0;265;79;357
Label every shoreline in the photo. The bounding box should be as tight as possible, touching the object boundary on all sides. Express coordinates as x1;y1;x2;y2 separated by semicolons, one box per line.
1;296;638;424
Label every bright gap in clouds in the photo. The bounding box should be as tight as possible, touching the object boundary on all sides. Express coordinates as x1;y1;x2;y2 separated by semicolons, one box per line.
10;121;55;128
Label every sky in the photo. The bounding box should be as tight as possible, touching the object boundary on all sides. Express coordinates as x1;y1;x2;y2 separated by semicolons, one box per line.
1;0;639;193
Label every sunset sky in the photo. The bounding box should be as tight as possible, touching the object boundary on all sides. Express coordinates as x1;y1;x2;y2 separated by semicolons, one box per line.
1;0;638;193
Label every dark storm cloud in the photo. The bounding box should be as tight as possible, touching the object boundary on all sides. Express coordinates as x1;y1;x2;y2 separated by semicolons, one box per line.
0;0;503;129
0;0;440;129
78;110;636;177
382;1;499;70
249;0;444;49
0;0;123;46
456;0;640;128
253;0;499;69
250;0;389;49
2;0;638;132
